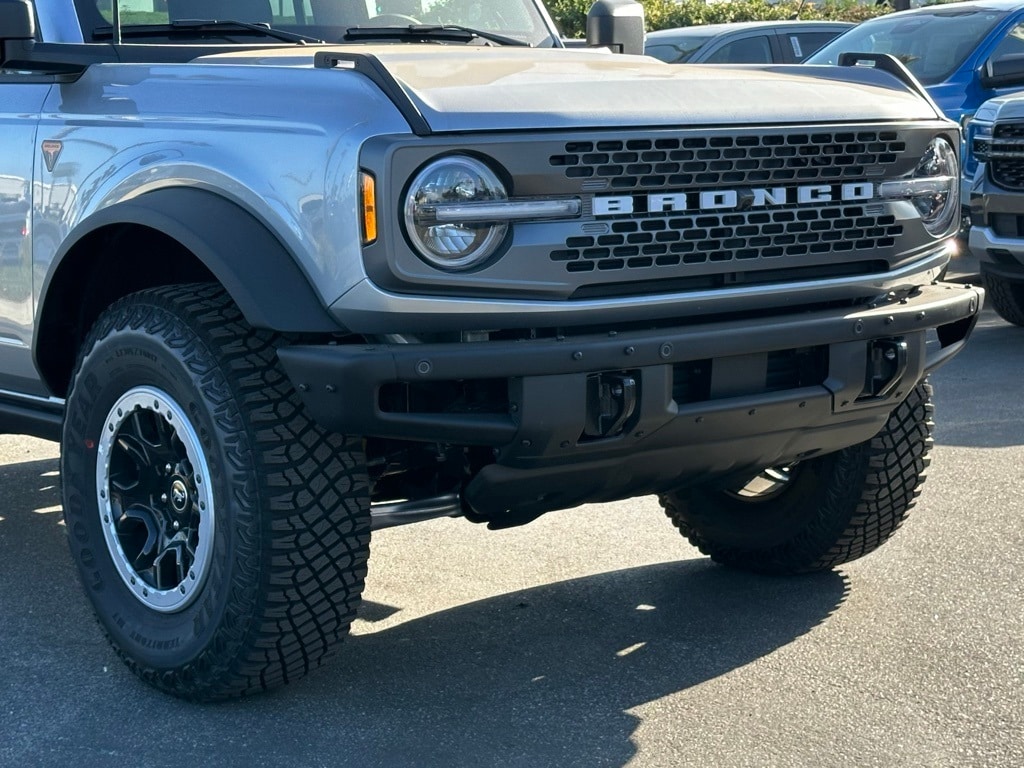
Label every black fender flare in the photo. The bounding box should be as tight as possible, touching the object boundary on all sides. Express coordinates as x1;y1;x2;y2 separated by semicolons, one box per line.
41;187;342;334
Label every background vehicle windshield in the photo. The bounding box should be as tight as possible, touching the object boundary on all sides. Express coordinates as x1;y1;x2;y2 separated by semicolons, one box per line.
806;9;1008;85
645;32;715;63
79;0;556;46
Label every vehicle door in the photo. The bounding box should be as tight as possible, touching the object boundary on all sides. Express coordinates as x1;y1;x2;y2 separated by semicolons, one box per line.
980;16;1024;103
777;28;845;64
700;32;776;65
0;54;50;394
934;13;1024;126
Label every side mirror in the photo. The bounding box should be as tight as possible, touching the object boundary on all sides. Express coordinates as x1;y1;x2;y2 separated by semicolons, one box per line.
586;0;644;56
981;53;1024;89
0;0;36;42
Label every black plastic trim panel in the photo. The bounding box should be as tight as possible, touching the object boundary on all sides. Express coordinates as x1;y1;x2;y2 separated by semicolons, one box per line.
41;188;340;333
280;281;980;447
0;396;63;441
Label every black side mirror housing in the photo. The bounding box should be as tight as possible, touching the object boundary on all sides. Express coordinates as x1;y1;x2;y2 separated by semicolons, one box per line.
0;0;36;42
586;0;644;56
981;53;1024;89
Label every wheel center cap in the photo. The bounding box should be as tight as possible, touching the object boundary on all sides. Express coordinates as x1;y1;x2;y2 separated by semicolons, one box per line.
169;479;189;513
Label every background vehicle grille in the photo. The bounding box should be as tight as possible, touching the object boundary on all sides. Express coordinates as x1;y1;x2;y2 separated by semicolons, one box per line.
990;122;1024;190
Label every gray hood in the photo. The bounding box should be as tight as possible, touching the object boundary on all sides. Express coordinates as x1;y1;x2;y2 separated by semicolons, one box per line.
973;93;1024;123
214;45;941;133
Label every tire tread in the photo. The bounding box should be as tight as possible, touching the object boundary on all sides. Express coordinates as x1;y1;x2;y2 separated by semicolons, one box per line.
985;273;1024;327
661;381;934;574
66;284;369;700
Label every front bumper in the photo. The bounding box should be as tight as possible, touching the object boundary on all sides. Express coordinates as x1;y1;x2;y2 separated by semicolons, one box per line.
969;168;1024;277
279;282;980;517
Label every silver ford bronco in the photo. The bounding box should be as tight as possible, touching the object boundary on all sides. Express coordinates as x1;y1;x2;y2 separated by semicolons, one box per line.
0;0;981;699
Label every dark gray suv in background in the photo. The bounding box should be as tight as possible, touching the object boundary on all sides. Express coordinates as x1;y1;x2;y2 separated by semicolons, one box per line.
645;21;853;64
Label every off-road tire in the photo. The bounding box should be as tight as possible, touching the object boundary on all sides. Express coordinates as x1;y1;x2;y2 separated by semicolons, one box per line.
984;272;1024;326
660;381;934;575
61;284;370;701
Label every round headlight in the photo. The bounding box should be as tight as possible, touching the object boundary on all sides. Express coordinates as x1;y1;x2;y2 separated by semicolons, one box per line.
913;137;959;236
404;156;508;271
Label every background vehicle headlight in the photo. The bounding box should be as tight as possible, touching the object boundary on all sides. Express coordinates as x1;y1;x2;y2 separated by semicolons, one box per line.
971;121;993;164
404;156;508;270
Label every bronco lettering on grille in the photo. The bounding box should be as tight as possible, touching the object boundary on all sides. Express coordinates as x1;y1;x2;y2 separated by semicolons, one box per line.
592;183;875;216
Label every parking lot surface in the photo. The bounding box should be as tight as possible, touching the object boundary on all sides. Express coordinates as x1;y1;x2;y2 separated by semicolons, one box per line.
1;282;1021;768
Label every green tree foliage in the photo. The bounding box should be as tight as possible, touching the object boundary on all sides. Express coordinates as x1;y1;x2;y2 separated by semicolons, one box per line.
547;0;892;40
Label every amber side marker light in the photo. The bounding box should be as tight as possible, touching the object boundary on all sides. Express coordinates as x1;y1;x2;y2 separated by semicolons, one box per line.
360;172;377;244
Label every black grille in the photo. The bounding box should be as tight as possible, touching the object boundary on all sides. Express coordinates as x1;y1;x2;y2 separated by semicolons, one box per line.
991;122;1024;190
995;123;1024;139
552;206;902;274
380;124;938;300
549;132;906;190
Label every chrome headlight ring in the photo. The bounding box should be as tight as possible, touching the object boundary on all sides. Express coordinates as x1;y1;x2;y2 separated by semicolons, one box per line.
402;155;581;272
403;155;510;271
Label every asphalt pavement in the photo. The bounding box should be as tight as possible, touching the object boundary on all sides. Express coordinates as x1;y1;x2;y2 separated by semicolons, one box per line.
1;271;1021;768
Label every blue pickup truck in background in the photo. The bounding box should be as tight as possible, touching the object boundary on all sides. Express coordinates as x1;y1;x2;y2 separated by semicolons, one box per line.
807;0;1024;224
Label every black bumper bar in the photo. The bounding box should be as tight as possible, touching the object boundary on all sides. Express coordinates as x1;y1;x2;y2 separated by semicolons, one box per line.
280;281;977;438
279;283;979;517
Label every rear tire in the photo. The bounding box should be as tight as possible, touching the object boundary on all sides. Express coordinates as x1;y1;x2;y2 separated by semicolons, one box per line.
61;284;370;700
984;272;1024;326
659;382;934;575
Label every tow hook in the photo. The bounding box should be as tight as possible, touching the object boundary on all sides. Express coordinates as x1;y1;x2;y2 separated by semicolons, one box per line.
584;372;638;438
861;339;909;400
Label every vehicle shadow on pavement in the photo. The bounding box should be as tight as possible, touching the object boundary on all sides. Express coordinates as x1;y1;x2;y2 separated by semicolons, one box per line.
307;564;849;767
932;306;1024;448
1;460;849;768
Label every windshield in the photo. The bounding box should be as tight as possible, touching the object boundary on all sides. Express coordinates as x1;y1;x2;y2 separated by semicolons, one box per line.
806;9;1008;85
644;32;715;64
78;0;556;47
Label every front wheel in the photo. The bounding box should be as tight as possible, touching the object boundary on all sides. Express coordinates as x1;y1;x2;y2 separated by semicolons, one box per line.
984;272;1024;326
660;382;934;575
61;284;370;700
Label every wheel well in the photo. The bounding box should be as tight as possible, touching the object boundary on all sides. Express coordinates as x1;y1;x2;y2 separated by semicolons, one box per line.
37;223;216;398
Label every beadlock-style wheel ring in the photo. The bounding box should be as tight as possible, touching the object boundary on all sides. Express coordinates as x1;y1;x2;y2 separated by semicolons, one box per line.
95;386;215;613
